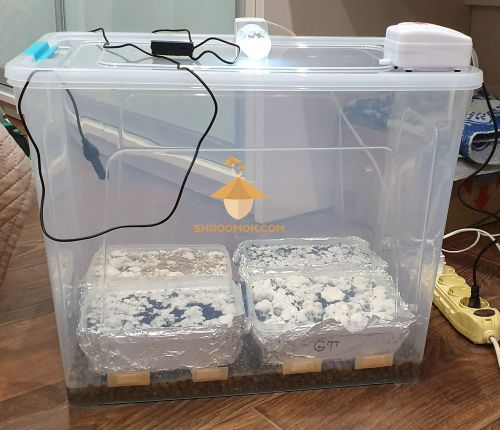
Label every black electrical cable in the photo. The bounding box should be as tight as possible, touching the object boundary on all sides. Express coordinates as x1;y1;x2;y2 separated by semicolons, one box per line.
89;27;110;44
472;237;500;286
468;236;500;308
64;89;106;179
457;83;500;224
191;37;241;64
0;81;13;89
152;28;193;43
18;28;240;243
453;83;500;307
96;27;240;64
470;208;500;228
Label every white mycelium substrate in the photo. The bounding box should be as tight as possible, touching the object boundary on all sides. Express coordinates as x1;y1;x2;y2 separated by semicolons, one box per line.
78;243;246;373
235;238;385;280
237;238;414;363
91;246;230;281
250;273;396;332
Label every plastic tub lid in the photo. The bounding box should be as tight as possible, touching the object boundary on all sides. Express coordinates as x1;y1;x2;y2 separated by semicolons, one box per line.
5;32;483;91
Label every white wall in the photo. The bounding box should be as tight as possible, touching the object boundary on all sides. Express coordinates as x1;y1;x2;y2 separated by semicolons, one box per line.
0;0;56;69
470;5;500;95
262;0;471;36
0;0;235;71
63;0;235;33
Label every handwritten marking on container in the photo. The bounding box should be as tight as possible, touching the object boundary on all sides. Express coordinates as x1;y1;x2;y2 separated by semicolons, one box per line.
314;339;340;352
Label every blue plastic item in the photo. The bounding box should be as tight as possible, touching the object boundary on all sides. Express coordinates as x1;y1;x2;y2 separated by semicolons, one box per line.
23;41;58;61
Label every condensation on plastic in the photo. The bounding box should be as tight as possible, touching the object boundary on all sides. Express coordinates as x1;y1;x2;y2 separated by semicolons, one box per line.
87;245;233;285
77;280;248;373
233;237;387;282
245;270;415;364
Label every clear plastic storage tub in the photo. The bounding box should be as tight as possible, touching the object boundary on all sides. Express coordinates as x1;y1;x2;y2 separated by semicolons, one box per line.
5;30;482;405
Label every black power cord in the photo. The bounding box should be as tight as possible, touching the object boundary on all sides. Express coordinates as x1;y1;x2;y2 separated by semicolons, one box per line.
469;236;500;308
151;28;240;64
64;88;106;179
469;207;500;229
152;28;193;43
457;84;500;224
453;84;500;308
18;28;240;243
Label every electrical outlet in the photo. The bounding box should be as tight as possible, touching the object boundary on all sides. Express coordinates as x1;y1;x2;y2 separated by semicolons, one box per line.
433;266;500;344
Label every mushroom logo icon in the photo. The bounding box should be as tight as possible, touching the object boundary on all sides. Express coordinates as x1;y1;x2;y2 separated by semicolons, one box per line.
210;156;267;220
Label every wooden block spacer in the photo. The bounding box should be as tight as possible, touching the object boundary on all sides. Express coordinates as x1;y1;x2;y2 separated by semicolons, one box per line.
282;358;323;375
107;371;151;387
355;353;394;370
191;367;229;382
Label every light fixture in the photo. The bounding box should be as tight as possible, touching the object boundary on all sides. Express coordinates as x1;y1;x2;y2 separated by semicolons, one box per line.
236;23;271;60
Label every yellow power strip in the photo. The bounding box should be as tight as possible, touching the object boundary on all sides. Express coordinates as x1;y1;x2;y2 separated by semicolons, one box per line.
433;265;500;344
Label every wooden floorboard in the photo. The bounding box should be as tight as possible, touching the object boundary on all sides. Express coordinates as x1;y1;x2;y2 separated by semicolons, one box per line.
0;196;499;429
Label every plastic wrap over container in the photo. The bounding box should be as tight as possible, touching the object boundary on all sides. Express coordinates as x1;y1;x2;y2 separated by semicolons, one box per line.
246;271;415;364
88;245;232;285
77;279;248;373
234;237;387;282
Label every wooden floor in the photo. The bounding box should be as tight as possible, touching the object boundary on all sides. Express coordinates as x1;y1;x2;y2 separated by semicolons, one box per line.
0;196;499;430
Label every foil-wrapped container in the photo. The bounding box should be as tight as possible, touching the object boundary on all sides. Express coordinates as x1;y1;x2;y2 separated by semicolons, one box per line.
234;237;386;282
88;244;232;285
77;279;248;373
246;271;415;364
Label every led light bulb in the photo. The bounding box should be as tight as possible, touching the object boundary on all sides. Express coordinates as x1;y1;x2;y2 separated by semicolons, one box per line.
236;24;271;60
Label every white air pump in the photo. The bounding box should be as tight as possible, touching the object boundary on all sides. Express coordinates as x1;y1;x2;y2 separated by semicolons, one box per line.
380;22;473;70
